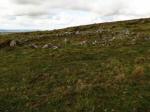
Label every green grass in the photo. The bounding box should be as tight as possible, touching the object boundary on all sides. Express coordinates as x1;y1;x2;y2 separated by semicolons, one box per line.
0;18;150;112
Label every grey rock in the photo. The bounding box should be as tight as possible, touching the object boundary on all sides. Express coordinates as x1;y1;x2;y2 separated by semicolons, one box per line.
75;31;80;35
42;43;53;49
144;37;150;40
64;32;72;35
64;38;68;43
42;44;49;49
92;40;97;45
79;41;87;45
10;40;17;47
30;44;38;49
53;46;59;50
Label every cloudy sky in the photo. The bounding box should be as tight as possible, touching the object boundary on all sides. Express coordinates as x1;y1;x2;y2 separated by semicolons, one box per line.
0;0;150;30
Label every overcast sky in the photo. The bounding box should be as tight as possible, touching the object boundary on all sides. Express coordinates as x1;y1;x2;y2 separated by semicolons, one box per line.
0;0;150;30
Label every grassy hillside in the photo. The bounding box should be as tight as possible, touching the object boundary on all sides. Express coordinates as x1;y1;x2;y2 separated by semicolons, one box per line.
0;18;150;112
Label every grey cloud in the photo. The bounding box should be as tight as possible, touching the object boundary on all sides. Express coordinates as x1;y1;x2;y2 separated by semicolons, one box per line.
16;12;47;17
6;0;150;18
13;0;43;5
1;0;150;30
12;0;129;17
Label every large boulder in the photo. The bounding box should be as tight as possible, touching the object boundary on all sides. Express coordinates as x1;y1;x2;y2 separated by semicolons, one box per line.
10;40;17;47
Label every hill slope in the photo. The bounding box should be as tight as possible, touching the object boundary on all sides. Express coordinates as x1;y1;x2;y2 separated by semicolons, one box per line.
0;18;150;112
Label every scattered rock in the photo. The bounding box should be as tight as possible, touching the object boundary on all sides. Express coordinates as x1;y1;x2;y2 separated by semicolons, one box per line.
79;41;87;45
92;40;97;45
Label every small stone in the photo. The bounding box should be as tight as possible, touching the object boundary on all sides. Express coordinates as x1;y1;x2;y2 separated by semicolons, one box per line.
42;44;49;49
144;37;150;40
112;36;116;40
53;46;58;49
79;41;87;45
64;38;68;43
92;40;97;45
42;43;52;49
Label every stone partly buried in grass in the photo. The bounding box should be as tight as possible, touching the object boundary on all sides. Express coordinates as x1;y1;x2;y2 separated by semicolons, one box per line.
42;43;53;49
42;43;59;49
28;43;59;49
29;43;39;49
52;46;59;50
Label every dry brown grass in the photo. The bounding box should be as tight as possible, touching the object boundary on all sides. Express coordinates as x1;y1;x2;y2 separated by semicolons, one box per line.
0;39;11;48
115;73;126;82
135;57;145;64
75;79;92;92
132;65;145;80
